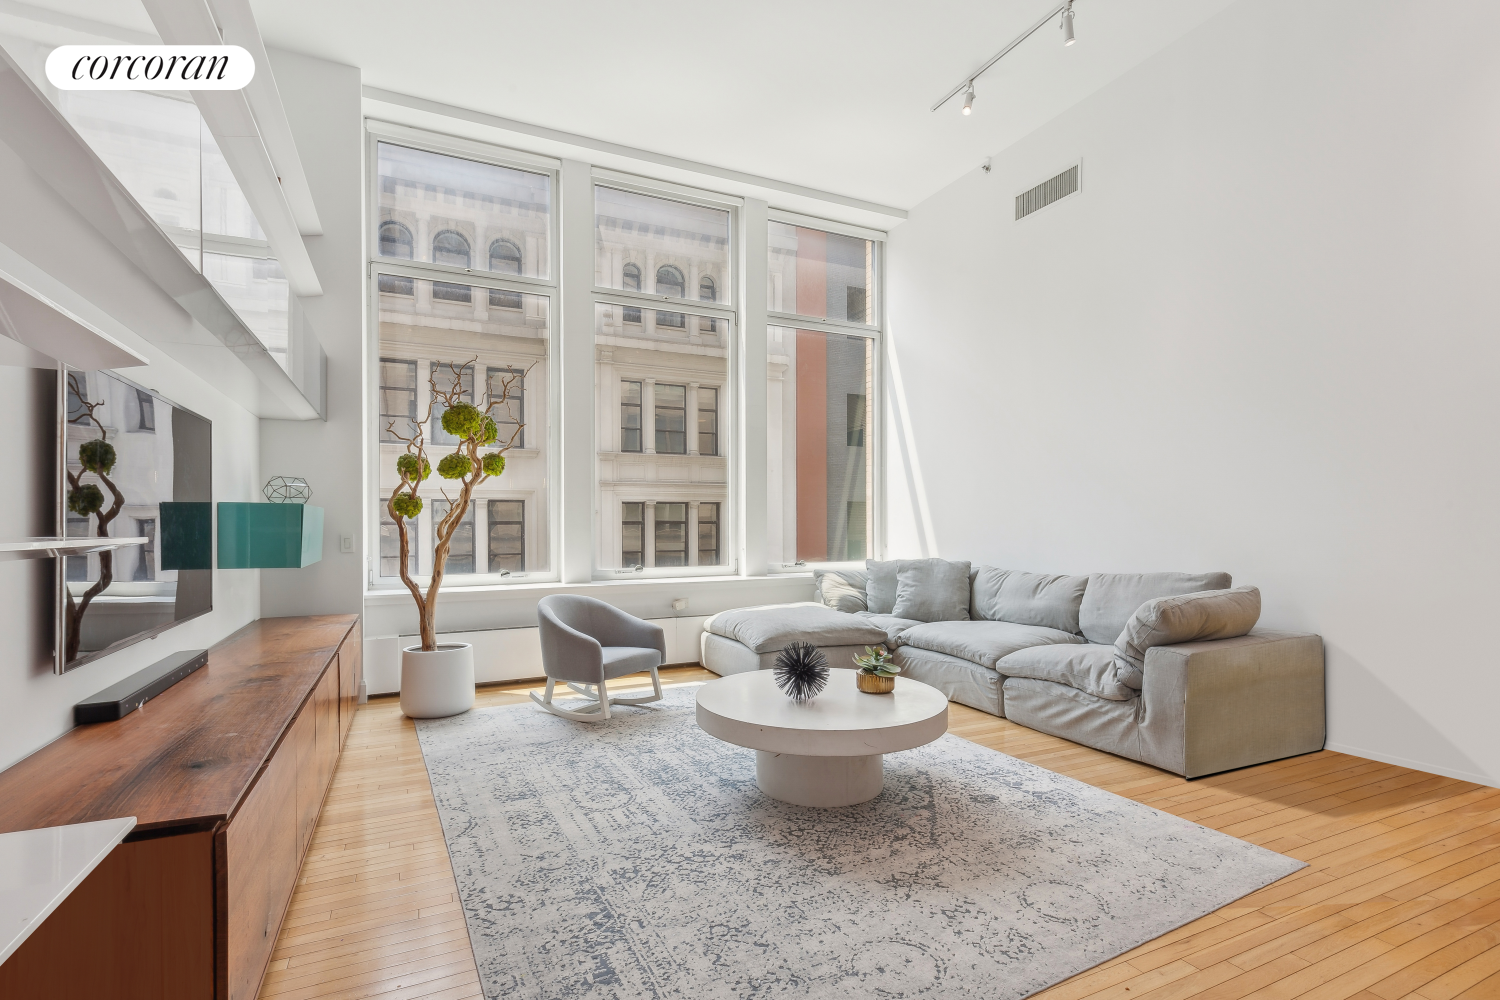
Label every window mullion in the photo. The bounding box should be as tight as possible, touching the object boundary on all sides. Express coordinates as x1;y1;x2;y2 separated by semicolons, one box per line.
740;198;769;577
559;158;597;584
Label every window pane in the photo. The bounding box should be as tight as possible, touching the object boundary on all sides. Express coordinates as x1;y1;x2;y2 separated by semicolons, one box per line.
431;500;475;575
767;222;876;325
203;253;290;371
487;499;525;574
380;359;419;442
597;304;729;573
654;383;686;454
595;186;730;305
767;327;873;565
654;503;687;568
698;502;720;566
620;380;642;453
201;121;266;240
380;500;417;578
377;142;551;280
698;386;718;457
377;276;551;577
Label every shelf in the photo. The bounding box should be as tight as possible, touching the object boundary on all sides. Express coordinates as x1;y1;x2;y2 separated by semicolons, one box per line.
0;537;148;561
218;503;323;569
0;267;148;371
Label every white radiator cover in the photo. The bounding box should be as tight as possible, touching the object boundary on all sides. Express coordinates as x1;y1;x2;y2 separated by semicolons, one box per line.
362;615;709;695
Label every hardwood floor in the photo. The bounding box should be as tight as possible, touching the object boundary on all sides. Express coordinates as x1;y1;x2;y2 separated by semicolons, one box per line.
257;667;1500;1000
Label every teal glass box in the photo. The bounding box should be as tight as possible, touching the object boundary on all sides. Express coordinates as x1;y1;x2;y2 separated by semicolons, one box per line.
159;501;212;570
217;502;323;569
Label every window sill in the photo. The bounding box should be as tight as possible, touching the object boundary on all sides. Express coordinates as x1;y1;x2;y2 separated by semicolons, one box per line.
364;572;812;604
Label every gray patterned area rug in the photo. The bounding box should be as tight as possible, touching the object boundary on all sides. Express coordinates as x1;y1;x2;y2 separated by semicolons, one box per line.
414;685;1303;1000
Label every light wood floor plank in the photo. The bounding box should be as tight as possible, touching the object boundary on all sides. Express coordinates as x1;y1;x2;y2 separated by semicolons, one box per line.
256;666;1499;1000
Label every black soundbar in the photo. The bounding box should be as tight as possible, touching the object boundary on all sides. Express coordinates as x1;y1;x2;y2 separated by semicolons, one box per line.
74;649;209;724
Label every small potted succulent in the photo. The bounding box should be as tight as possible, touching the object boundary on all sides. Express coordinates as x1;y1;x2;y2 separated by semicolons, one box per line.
853;646;900;694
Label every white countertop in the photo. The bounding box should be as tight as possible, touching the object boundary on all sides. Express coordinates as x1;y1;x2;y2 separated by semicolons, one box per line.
0;817;136;965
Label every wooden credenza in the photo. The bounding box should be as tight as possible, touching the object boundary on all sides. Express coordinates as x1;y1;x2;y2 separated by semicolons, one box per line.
0;614;363;1000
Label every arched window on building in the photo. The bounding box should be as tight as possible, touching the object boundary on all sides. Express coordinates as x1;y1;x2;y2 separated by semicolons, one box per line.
488;239;522;309
621;262;642;324
432;230;471;302
699;274;718;334
656;265;685;329
377;221;413;295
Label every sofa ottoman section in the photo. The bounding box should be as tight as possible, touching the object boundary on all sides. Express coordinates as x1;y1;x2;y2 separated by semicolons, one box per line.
699;603;891;677
701;632;876;675
1138;630;1325;778
893;645;1004;717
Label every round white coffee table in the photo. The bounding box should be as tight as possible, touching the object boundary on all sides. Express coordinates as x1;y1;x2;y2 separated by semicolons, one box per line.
695;670;949;807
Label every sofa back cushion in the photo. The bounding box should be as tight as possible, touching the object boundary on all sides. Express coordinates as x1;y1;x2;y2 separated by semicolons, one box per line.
970;567;1089;633
892;560;972;622
1111;585;1261;689
1078;571;1232;644
814;568;868;613
867;558;972;618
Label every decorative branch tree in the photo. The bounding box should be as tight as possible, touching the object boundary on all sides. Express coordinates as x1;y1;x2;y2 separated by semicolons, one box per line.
64;373;125;663
387;358;526;651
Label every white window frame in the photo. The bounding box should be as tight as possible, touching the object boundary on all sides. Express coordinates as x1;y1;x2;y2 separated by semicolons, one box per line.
763;208;886;573
364;121;563;589
591;170;742;580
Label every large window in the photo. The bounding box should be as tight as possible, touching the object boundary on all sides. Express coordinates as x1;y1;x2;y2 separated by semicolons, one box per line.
373;138;554;582
369;131;884;588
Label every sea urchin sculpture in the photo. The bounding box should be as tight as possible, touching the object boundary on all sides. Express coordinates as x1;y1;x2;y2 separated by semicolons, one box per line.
773;642;830;703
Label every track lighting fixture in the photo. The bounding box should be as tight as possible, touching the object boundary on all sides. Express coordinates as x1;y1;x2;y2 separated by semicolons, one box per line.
932;0;1084;115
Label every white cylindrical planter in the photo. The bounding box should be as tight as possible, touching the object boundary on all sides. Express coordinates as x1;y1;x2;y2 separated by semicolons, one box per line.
401;643;475;718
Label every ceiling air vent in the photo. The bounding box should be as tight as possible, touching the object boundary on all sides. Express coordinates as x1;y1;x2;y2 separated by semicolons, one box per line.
1015;164;1079;221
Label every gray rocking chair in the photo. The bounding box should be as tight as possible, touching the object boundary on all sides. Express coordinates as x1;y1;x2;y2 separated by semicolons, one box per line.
532;595;667;721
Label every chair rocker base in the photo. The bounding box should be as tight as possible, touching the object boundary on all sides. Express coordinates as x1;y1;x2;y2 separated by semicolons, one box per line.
531;667;664;723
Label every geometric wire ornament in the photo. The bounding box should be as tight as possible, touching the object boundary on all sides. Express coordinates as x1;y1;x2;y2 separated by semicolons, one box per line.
263;476;312;504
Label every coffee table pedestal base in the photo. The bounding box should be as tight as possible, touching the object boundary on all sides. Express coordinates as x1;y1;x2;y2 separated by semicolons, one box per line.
755;751;883;807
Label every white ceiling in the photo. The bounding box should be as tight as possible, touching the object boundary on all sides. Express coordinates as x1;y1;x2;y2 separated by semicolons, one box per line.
2;0;1240;212
249;0;1237;212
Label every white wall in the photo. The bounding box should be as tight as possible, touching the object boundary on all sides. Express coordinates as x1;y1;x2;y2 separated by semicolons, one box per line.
259;50;367;616
885;0;1500;786
0;127;262;769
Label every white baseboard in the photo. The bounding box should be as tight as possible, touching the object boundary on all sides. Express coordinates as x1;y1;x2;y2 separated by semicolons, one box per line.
1323;741;1496;789
363;615;708;695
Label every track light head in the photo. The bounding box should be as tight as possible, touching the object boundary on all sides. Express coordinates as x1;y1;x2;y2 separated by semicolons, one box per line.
1061;2;1076;45
962;83;975;115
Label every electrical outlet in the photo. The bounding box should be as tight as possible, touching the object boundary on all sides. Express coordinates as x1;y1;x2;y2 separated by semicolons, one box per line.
340;534;354;553
671;598;689;612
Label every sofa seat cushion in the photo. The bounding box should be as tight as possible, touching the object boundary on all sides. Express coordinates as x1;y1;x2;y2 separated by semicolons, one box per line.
899;620;1083;670
854;612;923;645
1003;677;1142;764
1078;571;1233;644
893;645;1003;717
704;603;889;654
997;644;1132;701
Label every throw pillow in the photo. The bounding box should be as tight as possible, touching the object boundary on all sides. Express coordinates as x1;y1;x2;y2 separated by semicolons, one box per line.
1111;585;1261;689
892;559;973;622
864;559;901;615
814;568;868;613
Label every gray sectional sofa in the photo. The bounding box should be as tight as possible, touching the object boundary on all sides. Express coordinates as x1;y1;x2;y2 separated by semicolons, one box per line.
700;561;1325;778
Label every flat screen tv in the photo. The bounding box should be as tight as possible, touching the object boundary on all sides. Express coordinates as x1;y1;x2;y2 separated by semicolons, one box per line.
58;368;211;673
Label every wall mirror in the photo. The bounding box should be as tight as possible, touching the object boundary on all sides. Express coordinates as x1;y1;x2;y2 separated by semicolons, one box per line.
58;368;212;673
